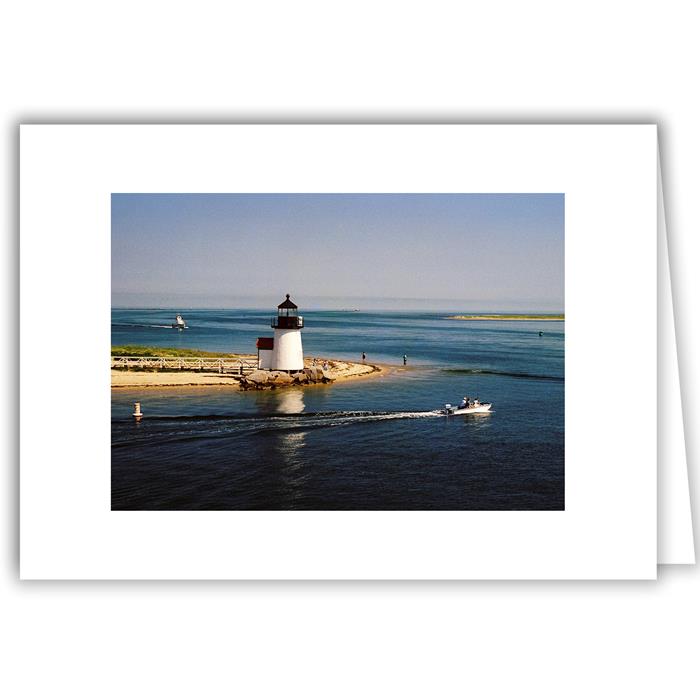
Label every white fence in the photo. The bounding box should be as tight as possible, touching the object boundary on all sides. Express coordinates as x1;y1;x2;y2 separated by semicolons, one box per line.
111;356;258;374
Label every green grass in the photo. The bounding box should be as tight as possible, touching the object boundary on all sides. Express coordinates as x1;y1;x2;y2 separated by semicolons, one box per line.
111;345;250;358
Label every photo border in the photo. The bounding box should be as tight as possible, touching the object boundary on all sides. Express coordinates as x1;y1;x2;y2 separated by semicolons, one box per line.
20;124;657;579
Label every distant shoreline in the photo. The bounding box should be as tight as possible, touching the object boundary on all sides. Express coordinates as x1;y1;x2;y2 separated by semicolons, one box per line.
447;314;564;321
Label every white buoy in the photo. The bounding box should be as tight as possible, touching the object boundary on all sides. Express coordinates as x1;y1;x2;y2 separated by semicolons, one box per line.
133;402;143;419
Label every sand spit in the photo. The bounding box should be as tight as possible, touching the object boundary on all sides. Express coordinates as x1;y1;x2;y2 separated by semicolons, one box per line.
111;357;385;389
447;314;564;321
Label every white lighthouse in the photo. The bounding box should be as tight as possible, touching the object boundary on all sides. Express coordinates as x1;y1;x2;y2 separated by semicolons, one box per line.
257;294;304;371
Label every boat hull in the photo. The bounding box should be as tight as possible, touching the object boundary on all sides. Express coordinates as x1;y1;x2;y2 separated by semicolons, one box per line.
445;403;492;415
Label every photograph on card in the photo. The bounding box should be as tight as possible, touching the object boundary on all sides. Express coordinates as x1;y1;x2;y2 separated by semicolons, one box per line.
111;193;564;510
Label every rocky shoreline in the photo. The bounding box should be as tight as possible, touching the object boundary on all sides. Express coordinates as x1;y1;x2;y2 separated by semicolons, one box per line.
239;365;333;389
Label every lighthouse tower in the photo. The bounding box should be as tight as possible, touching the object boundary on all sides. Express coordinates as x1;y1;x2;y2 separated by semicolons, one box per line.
257;294;304;371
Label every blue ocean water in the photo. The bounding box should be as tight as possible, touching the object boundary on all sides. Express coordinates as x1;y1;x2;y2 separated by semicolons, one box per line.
111;308;564;510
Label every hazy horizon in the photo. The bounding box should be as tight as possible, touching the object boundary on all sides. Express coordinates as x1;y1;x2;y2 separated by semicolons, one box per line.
112;193;564;311
110;293;563;313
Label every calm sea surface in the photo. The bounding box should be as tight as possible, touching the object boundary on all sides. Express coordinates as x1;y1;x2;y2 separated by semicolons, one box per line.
112;308;564;510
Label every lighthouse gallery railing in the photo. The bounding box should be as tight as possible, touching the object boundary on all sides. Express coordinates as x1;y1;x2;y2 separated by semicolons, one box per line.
270;315;304;329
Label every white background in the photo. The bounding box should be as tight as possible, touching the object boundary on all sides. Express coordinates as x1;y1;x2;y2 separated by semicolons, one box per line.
2;1;698;698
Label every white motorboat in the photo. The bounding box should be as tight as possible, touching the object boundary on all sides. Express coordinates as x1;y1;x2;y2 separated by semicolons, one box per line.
443;398;492;415
172;314;187;329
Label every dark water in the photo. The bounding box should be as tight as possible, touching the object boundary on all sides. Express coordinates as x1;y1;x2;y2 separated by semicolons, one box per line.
112;308;564;510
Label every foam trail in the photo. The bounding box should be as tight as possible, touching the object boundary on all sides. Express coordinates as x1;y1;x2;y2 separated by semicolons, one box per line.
114;409;444;426
112;322;177;329
111;409;445;448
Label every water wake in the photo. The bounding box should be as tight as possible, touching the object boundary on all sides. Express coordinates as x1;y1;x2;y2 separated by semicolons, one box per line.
112;322;175;329
442;368;563;382
111;409;444;448
115;409;443;424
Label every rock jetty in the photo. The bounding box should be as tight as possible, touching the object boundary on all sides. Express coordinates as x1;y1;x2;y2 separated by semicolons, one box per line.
239;367;334;390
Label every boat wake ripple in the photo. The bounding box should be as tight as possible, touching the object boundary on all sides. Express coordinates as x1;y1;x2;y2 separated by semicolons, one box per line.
112;322;175;329
111;409;444;448
442;368;563;382
116;409;443;424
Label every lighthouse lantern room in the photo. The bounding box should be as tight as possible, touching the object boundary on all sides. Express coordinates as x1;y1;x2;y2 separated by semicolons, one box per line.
256;294;304;371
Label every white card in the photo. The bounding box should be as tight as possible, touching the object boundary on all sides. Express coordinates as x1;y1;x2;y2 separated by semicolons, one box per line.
20;124;661;579
658;159;694;564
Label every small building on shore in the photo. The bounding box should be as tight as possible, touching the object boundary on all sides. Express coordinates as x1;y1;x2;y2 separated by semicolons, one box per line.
257;294;304;371
256;336;274;369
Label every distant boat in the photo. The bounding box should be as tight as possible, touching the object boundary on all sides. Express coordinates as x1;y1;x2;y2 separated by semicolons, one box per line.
172;314;187;329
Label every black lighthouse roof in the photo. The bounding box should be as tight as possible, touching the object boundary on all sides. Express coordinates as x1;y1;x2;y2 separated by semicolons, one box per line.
277;294;298;310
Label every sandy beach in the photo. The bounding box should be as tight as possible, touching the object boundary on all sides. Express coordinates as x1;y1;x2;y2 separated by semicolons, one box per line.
111;357;386;389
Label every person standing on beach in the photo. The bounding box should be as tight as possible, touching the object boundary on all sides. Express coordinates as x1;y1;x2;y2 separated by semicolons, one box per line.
362;351;366;363
403;354;407;365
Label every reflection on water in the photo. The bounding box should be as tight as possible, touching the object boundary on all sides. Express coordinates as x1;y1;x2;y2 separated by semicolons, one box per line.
276;430;308;506
268;391;309;505
278;430;307;465
461;412;493;430
276;390;305;414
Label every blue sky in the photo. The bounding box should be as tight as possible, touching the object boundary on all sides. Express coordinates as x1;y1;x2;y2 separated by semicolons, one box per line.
111;193;564;311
